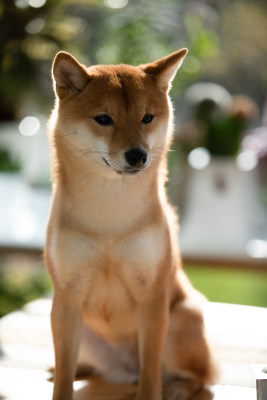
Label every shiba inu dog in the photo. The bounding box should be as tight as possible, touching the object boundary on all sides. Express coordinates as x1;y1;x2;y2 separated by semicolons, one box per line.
45;48;217;400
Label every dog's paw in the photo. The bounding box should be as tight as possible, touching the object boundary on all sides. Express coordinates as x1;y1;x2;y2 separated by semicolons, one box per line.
47;364;94;382
163;381;187;400
163;381;213;400
190;387;214;400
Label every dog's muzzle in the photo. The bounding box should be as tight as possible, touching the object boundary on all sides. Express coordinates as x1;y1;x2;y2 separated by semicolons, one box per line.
103;147;148;176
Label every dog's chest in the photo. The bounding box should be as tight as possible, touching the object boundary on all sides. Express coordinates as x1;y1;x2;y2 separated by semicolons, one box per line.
53;223;166;288
83;266;137;340
91;225;166;295
51;223;166;338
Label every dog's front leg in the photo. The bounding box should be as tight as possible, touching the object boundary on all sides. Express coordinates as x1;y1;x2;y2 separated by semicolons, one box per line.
51;289;83;400
136;292;168;400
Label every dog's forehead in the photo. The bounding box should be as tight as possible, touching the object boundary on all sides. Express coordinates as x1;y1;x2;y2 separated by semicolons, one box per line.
88;64;155;95
86;64;162;110
88;63;145;83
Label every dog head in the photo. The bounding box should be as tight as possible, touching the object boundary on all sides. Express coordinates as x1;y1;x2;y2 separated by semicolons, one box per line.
50;49;187;178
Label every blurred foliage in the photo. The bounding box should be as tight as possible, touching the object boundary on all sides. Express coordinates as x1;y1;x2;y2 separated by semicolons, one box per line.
0;261;51;317
185;265;267;308
176;94;258;156
0;0;226;120
0;0;266;121
0;149;21;172
205;1;267;109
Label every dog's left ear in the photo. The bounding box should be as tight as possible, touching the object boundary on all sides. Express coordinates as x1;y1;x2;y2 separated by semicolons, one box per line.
142;48;188;92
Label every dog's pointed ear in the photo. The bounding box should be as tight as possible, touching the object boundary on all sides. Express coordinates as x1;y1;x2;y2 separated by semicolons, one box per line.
142;48;188;92
52;51;90;98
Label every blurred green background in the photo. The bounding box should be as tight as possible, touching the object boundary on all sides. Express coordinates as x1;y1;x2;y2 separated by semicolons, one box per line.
1;0;266;120
0;0;267;316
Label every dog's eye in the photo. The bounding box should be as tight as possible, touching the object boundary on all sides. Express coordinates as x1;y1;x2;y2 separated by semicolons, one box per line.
94;114;114;126
142;113;154;124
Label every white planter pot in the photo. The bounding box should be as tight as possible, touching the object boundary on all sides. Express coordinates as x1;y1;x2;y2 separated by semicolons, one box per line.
0;173;51;249
179;157;260;260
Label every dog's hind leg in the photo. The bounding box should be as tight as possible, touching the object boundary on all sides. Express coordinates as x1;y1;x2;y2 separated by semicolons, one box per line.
162;293;217;400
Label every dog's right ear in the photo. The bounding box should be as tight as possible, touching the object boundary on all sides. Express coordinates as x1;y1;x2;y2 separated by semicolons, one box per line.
52;52;90;99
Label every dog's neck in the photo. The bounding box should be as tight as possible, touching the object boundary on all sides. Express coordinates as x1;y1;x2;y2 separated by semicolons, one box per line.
52;147;167;236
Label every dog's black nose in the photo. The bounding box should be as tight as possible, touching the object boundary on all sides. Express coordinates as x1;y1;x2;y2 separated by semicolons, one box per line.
125;148;147;167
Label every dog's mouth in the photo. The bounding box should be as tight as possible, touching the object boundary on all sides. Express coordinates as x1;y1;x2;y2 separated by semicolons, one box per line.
103;158;144;175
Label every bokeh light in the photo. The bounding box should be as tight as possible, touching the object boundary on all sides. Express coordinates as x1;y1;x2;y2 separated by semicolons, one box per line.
188;147;211;170
104;0;128;9
236;150;258;172
247;240;267;259
14;0;28;8
25;18;45;34
19;116;40;137
28;0;46;8
14;0;46;8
